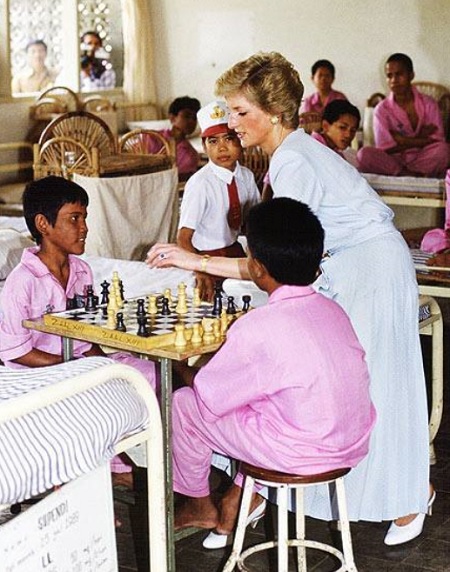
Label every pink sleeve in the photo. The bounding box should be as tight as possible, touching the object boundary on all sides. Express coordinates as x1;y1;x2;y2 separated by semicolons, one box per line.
423;97;445;142
373;101;397;150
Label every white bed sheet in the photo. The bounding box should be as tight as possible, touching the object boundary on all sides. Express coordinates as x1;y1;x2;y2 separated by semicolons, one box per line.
362;173;445;195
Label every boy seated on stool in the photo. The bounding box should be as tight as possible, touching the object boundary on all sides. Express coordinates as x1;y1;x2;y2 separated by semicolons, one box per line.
0;176;157;486
172;198;376;539
357;53;448;177
178;100;260;300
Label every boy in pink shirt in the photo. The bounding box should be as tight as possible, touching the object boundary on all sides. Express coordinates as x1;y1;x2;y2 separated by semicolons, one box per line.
172;198;376;540
300;59;347;114
311;99;361;167
0;176;157;483
358;53;448;177
145;96;201;180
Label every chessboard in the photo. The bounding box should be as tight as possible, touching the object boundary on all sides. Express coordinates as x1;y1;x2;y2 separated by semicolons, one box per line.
42;277;252;354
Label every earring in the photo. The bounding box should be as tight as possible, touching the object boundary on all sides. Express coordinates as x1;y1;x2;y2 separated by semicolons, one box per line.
270;116;279;125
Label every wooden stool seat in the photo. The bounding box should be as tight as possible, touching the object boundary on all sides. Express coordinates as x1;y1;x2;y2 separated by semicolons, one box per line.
241;462;351;485
223;463;357;572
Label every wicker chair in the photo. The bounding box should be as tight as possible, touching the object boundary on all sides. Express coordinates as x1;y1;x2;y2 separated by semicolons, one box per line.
30;86;81;120
33;136;99;180
298;111;323;134
81;95;116;113
241;146;270;191
119;128;175;167
38;111;117;158
413;81;450;102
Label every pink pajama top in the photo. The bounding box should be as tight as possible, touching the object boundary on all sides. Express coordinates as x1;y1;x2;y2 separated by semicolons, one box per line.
0;247;93;368
373;87;445;151
193;285;376;474
300;89;347;114
145;128;199;176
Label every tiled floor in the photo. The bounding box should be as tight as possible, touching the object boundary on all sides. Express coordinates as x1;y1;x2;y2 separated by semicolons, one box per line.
115;301;450;572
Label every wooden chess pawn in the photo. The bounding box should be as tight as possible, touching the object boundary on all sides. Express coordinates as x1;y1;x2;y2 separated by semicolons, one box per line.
176;292;188;314
191;323;203;346
164;288;173;305
147;294;158;315
174;323;187;348
193;287;201;307
220;309;229;337
106;307;116;329
213;320;221;341
202;317;215;345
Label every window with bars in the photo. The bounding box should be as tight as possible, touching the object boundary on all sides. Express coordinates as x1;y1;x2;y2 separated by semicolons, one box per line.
6;0;123;96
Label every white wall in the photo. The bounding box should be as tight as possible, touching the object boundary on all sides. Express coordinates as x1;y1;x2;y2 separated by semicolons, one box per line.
1;0;449;141
149;0;450;114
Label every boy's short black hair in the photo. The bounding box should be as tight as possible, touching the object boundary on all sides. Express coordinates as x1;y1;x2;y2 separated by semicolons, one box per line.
311;59;335;78
322;100;361;125
23;176;89;244
81;30;102;45
168;96;201;116
246;198;324;286
386;52;414;73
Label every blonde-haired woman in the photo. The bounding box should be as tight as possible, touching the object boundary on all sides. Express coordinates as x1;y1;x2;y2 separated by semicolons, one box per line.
148;52;431;546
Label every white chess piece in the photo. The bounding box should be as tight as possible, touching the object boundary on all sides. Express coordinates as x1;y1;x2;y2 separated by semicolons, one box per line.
191;323;203;346
148;295;158;315
174;323;187;348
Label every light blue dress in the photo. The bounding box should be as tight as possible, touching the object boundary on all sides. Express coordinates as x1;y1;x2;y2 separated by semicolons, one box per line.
269;129;429;521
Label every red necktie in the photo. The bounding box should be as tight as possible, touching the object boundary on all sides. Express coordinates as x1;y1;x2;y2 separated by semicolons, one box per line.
227;177;242;230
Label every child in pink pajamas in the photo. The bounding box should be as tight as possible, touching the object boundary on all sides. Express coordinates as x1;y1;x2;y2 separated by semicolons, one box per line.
358;53;448;177
0;176;157;482
172;198;376;536
300;59;347;114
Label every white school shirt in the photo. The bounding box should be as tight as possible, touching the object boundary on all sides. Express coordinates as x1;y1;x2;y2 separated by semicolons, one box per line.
179;160;260;251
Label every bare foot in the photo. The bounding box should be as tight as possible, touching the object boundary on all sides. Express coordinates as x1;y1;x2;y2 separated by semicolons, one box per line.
174;495;219;531
215;484;264;535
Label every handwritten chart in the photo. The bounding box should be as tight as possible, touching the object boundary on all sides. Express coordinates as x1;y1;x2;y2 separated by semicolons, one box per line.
0;464;117;572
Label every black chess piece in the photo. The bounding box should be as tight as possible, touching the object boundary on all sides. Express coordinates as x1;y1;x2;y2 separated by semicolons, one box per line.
161;297;171;316
136;298;146;317
226;296;237;315
242;295;251;312
119;280;124;300
100;281;110;305
137;315;149;337
212;285;223;316
115;312;127;332
85;285;97;312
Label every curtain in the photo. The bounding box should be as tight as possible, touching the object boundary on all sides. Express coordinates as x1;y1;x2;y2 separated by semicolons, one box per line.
121;0;158;119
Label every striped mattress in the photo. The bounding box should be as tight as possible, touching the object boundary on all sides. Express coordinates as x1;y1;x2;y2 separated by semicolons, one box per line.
0;357;149;505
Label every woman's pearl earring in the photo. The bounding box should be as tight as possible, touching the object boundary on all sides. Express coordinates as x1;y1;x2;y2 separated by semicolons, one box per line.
270;116;279;125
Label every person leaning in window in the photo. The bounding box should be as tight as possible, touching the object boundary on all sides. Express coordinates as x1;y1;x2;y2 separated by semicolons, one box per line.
11;40;58;94
80;30;116;91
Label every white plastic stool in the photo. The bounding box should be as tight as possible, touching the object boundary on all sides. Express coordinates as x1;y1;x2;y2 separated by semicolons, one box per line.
223;463;357;572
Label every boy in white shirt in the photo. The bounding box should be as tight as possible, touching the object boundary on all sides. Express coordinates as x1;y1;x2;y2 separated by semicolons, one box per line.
178;100;260;300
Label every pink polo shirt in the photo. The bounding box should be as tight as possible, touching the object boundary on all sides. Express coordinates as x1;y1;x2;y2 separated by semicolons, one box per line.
300;89;347;114
0;247;93;367
193;284;376;474
374;86;445;151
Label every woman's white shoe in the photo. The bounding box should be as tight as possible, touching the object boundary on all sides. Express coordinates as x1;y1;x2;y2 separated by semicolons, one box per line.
202;500;266;550
384;491;436;546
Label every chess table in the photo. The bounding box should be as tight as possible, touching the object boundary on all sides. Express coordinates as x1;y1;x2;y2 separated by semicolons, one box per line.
23;289;248;572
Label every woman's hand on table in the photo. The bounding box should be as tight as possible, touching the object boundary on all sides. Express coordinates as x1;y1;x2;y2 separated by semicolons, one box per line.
146;243;201;272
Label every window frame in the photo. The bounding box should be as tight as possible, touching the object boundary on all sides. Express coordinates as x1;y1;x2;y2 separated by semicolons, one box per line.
0;0;122;102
